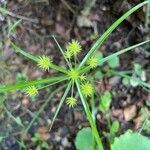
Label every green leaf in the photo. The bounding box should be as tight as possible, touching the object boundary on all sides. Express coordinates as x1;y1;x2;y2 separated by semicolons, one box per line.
76;80;104;150
108;56;120;68
8;19;22;34
122;78;129;86
111;131;150;150
75;127;94;150
79;1;149;67
130;76;140;87
0;76;68;92
49;81;72;131
11;42;68;74
99;91;112;113
42;142;49;149
95;52;103;65
15;117;23;126
110;121;120;134
94;70;103;79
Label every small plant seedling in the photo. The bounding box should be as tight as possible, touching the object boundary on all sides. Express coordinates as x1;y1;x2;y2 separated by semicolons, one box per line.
31;133;49;150
0;1;150;150
75;127;94;150
99;90;112;113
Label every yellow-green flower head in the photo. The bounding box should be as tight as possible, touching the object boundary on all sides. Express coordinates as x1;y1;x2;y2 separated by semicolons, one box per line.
81;82;93;97
66;40;82;56
80;75;86;81
68;69;79;80
66;97;77;108
64;49;72;59
88;57;98;68
26;86;38;96
37;55;52;70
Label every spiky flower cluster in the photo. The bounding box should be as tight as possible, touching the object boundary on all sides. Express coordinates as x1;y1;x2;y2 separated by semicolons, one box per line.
37;55;52;70
65;40;82;58
88;57;98;68
68;69;79;80
80;75;86;81
26;86;38;96
66;97;77;108
81;82;94;97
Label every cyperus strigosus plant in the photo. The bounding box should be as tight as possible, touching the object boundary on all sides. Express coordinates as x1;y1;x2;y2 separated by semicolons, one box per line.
0;1;150;149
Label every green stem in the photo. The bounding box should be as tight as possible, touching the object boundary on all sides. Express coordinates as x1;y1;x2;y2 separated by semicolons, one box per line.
75;80;104;150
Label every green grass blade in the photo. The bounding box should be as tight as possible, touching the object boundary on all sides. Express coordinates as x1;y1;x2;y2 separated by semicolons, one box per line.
3;104;24;127
75;80;104;150
0;76;68;92
11;42;68;74
25;84;67;132
49;81;72;131
52;35;72;69
11;41;38;62
79;1;149;67
99;40;150;65
8;19;22;34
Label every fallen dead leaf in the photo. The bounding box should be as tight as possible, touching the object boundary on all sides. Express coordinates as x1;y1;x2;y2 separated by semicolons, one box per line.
124;105;137;121
111;109;124;120
134;115;144;129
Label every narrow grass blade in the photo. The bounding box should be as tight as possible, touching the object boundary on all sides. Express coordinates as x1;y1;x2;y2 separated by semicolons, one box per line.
11;42;68;74
99;40;150;65
75;80;104;150
49;81;72;131
25;84;67;132
8;19;22;34
3;104;24;127
52;35;72;69
0;76;68;92
79;1;149;67
11;41;38;62
0;7;38;23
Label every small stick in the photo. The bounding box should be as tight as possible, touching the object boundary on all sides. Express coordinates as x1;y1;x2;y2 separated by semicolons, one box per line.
0;7;38;23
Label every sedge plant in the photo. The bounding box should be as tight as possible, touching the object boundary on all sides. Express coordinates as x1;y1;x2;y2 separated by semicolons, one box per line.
0;1;150;149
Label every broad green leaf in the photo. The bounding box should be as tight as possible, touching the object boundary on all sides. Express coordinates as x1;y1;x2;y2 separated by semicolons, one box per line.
110;121;120;134
111;131;150;150
75;127;94;150
94;70;103;79
108;56;120;68
130;76;140;87
99;91;112;113
122;78;129;86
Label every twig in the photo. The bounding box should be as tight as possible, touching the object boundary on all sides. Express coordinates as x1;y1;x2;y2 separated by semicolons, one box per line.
0;7;38;23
